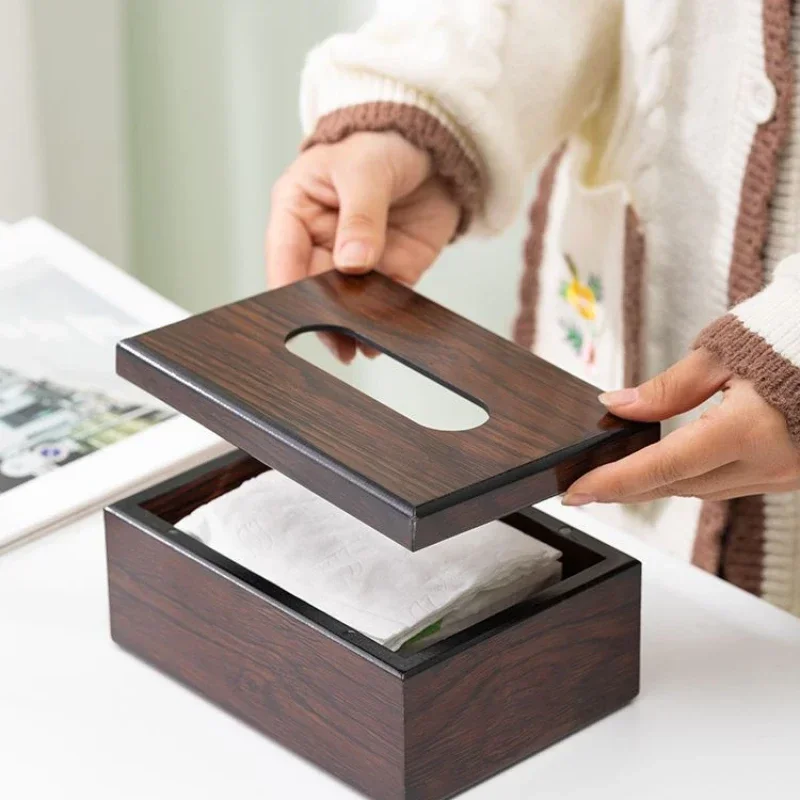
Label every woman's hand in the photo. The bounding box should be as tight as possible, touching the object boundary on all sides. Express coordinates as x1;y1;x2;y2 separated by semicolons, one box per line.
563;348;800;506
266;131;459;287
265;131;459;361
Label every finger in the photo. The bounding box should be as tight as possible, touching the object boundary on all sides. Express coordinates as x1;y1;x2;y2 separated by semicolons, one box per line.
563;413;741;505
381;228;446;287
618;461;752;503
309;245;334;277
265;206;312;288
380;180;460;285
305;206;338;250
622;485;768;504
358;342;382;359
332;160;391;273
306;248;357;363
701;485;781;501
598;349;732;421
317;330;357;364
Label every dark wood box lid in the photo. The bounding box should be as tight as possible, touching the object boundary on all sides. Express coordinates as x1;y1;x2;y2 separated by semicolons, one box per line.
117;271;658;550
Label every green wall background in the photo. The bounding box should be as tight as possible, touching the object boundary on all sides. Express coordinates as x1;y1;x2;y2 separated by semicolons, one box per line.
125;0;349;311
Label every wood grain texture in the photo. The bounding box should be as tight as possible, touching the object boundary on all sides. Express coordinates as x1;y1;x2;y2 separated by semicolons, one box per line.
117;271;659;549
106;510;406;800
404;566;641;800
110;451;629;677
106;453;641;800
140;453;266;524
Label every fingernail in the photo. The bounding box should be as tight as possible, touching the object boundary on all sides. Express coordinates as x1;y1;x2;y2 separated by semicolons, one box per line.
561;493;596;507
599;388;639;407
336;241;372;269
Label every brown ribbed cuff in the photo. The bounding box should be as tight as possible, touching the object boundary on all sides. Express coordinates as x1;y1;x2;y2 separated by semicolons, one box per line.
695;314;800;446
303;102;482;235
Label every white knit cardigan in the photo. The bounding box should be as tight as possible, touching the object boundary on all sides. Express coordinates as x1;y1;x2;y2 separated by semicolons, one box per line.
299;0;800;614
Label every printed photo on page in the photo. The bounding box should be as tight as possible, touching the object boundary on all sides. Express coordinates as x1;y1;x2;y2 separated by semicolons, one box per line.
0;261;174;494
0;219;227;551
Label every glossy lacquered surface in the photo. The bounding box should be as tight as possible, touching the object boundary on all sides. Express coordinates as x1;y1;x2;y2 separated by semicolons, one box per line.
106;451;641;800
117;271;658;549
6;487;800;800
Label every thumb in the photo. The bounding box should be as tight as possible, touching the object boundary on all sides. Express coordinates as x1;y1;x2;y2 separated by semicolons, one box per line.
598;348;732;421
332;161;391;274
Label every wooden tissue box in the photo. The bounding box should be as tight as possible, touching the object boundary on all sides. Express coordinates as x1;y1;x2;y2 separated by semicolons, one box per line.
105;272;656;800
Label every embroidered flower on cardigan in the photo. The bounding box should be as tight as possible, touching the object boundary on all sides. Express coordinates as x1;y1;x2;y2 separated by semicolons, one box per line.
558;254;604;370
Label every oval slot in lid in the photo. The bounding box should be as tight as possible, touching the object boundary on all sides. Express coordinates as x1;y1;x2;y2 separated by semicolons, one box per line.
285;327;489;432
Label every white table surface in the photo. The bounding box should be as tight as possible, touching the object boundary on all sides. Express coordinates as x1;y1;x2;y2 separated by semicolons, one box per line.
2;499;800;800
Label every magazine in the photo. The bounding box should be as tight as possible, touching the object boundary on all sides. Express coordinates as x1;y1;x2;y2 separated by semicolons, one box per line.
0;218;229;551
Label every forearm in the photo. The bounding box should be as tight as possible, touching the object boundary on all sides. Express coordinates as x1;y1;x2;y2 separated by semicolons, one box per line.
300;0;622;234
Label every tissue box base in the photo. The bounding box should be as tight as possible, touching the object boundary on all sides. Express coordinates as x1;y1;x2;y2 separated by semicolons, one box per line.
106;452;640;800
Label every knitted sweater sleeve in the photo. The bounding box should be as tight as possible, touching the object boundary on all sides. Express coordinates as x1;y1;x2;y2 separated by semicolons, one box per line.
300;0;621;235
696;255;800;446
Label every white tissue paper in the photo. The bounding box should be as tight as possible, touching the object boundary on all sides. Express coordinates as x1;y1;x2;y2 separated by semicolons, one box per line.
176;470;562;651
